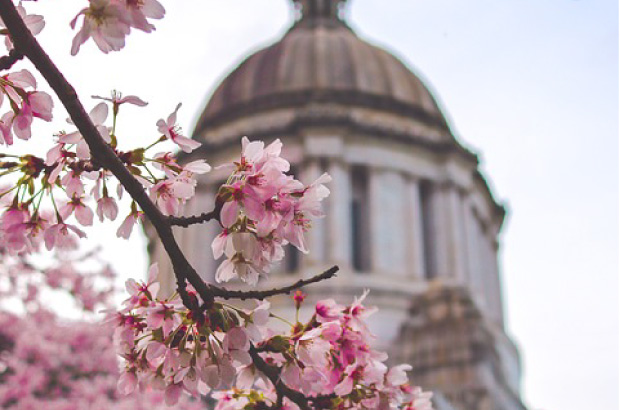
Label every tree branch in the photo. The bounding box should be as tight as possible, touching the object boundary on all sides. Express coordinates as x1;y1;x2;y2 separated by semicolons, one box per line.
249;345;310;410
209;265;339;301
0;48;23;71
0;0;216;311
249;345;335;410
169;208;219;227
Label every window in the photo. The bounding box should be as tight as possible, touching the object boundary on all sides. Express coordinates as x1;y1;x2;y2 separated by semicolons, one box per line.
350;166;370;272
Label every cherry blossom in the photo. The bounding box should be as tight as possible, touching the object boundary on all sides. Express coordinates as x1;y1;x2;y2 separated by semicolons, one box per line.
212;137;330;285
114;279;434;410
0;69;54;144
116;208;144;239
60;101;110;159
93;90;148;116
156;103;201;153
121;0;165;33
70;0;131;55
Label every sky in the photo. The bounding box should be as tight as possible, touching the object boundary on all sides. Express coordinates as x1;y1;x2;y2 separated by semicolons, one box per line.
3;1;618;409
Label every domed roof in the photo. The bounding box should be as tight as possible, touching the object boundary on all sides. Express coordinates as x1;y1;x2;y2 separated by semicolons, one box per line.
193;0;449;138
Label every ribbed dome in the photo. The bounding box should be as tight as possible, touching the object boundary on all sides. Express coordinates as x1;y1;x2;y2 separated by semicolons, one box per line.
194;4;448;138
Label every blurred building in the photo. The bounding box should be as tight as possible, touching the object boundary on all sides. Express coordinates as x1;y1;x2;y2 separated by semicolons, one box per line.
148;1;528;409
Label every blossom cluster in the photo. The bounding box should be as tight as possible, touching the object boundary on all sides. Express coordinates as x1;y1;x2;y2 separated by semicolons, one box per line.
0;69;53;145
70;0;165;55
0;245;115;312
0;5;53;145
213;137;331;285
115;271;433;410
0;309;204;410
0;92;208;254
219;290;433;410
114;263;270;405
0;242;201;409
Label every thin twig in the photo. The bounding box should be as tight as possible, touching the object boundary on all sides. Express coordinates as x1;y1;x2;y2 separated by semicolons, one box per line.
169;208;219;227
210;265;338;301
0;48;23;71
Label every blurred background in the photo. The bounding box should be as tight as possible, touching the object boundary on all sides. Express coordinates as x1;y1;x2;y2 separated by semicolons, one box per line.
8;1;618;409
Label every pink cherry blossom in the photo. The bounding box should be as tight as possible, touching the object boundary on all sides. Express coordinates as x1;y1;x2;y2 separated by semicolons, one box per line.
212;137;331;284
215;232;264;285
43;221;86;250
116;209;144;239
60;102;110;159
156;103;201;153
96;196;119;221
0;69;53;143
93;90;148;107
59;196;94;226
70;0;131;55
121;0;165;33
93;90;148;116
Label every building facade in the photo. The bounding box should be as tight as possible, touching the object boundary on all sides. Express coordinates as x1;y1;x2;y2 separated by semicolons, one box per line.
148;1;528;409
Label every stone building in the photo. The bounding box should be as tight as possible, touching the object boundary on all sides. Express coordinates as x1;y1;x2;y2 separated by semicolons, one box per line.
148;1;528;409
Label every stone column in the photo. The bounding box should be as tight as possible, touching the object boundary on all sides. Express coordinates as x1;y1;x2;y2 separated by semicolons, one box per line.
445;186;468;283
462;196;481;293
477;221;493;310
188;186;220;284
489;238;505;327
479;223;505;327
481;229;496;317
300;159;326;268
405;177;425;280
326;159;352;268
427;183;468;282
427;184;449;278
368;169;407;275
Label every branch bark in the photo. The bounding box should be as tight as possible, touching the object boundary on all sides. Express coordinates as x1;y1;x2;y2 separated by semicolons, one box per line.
249;345;336;410
0;48;23;70
169;208;219;227
209;265;339;301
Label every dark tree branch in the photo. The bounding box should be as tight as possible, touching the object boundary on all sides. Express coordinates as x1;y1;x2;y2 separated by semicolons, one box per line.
169;208;219;227
249;345;335;410
249;345;311;410
209;265;339;301
0;48;23;70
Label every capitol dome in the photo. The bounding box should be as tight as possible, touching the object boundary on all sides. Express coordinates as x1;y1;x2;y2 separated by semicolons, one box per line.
150;2;528;409
195;5;446;132
191;0;462;152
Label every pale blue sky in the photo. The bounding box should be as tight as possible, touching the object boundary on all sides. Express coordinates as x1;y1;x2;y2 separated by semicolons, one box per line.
7;1;619;409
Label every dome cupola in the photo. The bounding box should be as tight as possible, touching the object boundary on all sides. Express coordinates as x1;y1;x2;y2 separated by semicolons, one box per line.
192;0;453;149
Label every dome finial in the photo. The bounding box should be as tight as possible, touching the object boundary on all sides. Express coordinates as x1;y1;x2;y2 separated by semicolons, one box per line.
293;0;348;22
